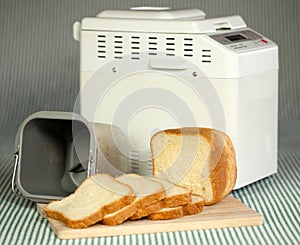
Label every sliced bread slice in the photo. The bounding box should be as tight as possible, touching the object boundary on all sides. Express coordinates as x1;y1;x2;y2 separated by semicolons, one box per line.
128;199;162;220
151;177;192;208
44;174;135;228
101;201;138;226
151;127;237;205
129;177;191;220
148;206;183;220
102;174;166;226
182;194;205;215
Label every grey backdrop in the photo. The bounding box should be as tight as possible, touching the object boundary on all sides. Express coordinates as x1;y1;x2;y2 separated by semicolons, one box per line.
0;0;299;155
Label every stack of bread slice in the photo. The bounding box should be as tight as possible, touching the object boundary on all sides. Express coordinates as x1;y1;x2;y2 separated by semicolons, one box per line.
102;174;166;226
147;177;205;220
44;174;205;228
130;177;204;221
147;194;205;220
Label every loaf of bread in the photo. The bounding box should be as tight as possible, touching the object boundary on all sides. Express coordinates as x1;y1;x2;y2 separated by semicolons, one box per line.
151;127;237;205
44;174;135;228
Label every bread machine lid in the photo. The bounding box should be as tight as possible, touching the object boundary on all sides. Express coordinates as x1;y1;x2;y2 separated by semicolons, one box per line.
96;7;206;20
77;8;247;34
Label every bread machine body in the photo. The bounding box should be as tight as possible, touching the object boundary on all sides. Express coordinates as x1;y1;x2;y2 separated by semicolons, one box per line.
74;8;278;189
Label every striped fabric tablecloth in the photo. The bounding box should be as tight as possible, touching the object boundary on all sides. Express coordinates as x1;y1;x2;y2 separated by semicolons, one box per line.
1;122;299;245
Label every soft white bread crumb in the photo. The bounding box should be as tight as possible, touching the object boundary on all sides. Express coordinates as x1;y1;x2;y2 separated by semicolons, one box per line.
44;174;135;228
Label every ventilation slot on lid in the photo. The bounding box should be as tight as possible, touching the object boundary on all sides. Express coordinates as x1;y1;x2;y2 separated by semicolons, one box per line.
131;36;140;60
114;35;123;59
97;34;106;59
183;38;193;57
201;49;212;63
165;37;175;56
148;36;158;56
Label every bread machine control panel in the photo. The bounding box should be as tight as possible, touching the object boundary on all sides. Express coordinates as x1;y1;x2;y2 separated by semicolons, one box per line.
209;30;271;52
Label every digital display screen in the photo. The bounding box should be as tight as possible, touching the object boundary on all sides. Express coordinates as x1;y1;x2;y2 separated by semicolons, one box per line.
225;34;247;42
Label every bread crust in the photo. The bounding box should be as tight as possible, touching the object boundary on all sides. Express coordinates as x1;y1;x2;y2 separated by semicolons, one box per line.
223;136;237;197
148;207;183;220
138;189;166;207
102;201;138;226
130;192;192;221
129;190;191;220
129;201;162;220
160;192;192;208
203;130;236;205
44;194;135;228
102;189;166;225
151;127;237;206
182;195;205;215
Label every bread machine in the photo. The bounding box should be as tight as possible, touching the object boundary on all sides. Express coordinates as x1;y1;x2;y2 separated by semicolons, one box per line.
73;7;278;189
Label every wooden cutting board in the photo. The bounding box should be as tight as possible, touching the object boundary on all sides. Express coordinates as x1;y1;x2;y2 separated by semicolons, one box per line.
37;196;263;240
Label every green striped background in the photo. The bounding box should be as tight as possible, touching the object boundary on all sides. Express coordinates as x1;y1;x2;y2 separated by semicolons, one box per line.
0;0;299;244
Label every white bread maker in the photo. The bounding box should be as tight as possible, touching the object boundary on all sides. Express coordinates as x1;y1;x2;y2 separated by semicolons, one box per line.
73;8;278;189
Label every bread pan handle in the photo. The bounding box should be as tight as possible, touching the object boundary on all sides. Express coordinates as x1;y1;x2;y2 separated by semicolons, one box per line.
11;153;25;199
